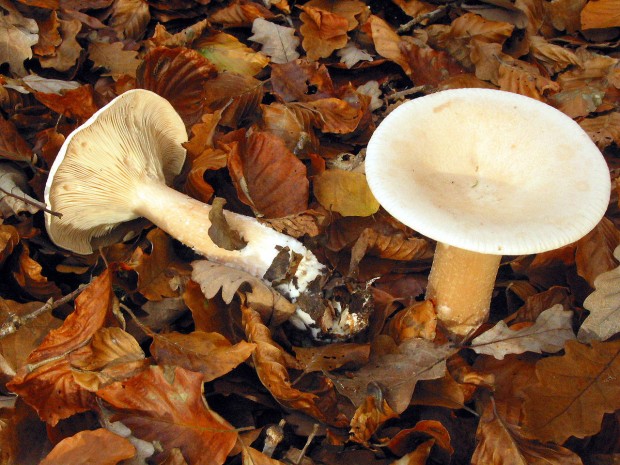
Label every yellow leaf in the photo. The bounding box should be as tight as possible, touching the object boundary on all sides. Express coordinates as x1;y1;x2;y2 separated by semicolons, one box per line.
581;0;620;29
313;169;379;217
196;32;269;76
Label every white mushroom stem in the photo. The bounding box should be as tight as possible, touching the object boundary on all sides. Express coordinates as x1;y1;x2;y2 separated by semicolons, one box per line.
425;242;501;337
135;178;325;300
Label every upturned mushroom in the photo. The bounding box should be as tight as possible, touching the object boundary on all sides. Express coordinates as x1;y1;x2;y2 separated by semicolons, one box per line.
365;88;610;337
44;89;325;301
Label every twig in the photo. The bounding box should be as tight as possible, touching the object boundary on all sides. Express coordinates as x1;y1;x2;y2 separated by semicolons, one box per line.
0;283;90;339
0;186;62;218
398;5;449;34
295;423;319;465
387;85;429;101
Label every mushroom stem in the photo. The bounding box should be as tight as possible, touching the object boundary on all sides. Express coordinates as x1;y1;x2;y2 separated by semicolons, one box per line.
425;242;501;337
134;178;325;300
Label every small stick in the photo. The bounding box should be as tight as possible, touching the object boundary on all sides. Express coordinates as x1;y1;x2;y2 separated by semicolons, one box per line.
0;186;62;218
295;423;319;465
0;283;89;339
397;5;449;34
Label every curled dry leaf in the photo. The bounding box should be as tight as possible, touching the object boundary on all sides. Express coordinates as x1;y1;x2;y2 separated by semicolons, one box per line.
210;0;275;28
0;224;18;267
331;335;453;413
192;260;296;326
350;395;398;445
0;115;36;163
299;5;350;61
470;305;576;360
13;244;62;301
209;197;248;251
196;31;269;76
38;18;81;72
248;18;300;64
387;420;454;456
203;72;265;128
579;245;620;343
522;339;620;444
242;304;348;427
97;365;238;465
137;47;218;127
387;300;437;343
150;330;256;382
0;163;40;217
0;0;38;76
39;428;136;465
313;169;379;217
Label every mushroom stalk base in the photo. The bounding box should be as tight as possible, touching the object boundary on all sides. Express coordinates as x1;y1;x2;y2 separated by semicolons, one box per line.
425;242;501;338
134;179;325;300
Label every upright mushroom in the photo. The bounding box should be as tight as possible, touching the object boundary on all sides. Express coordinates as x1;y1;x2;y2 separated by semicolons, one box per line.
44;89;325;300
365;88;610;337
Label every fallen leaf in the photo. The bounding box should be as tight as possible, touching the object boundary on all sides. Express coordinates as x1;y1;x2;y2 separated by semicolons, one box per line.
579;245;620;343
13;244;62;301
350;395;398;444
313;169;379;217
293;343;370;373
39;18;81;72
210;0;275;27
0;115;36;163
0;0;39;76
33;84;99;121
209;197;248;251
522;339;620;444
0;224;19;267
192;260;296;326
579;112;620;150
470;305;576;360
387;300;437;343
387;420;454;456
227;130;309;218
88;42;140;78
581;0;620;29
97;365;238;465
39;428;136;465
299;5;349;61
242;304;347;427
0;163;40;217
33;10;60;57
150;331;256;382
109;0;150;40
365;15;410;75
575;218;620;287
529;35;580;75
202;72;264;128
270;59;335;102
248;18;300;64
196;31;269;76
331;336;453;413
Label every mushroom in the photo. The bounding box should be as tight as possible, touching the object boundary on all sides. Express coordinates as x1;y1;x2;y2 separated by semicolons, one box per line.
365;88;610;337
44;89;325;300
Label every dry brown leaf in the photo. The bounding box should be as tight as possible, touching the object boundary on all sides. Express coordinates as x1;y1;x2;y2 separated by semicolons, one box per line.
88;42;140;79
393;0;436;18
0;115;36;163
313;169;379;217
191;260;296;326
387;300;437;343
470;305;575;359
579;111;620;150
33;10;60;57
184;148;227;203
579;246;620;343
400;37;468;87
13;244;62;301
260;210;326;239
545;0;586;32
529;35;580;75
0;224;19;267
575;218;620;287
242;447;285;465
270;59;335;102
472;392;584;465
227;130;309;218
289;97;364;134
299;5;350;61
0;0;38;76
0;163;40;217
210;0;275;27
522;339;620;444
293;342;370;373
109;0;150;40
387;420;454;456
350;395;398;445
203;72;265;128
150;331;256;382
242;304;348;427
365;15;410;75
581;0;620;29
303;0;367;30
497;58;560;100
33;84;99;121
39;428;136;465
137;47;218;127
196;31;269;76
332;336;453;413
97;365;238;465
411;373;468;410
39;18;81;72
129;229;190;301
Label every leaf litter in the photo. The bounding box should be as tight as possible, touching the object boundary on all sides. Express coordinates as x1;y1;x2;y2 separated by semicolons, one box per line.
0;0;619;464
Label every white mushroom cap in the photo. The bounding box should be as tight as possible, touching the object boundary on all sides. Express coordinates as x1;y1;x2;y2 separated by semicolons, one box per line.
365;88;610;255
44;89;187;254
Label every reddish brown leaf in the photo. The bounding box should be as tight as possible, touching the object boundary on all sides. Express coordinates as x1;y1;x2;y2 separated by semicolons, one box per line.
34;84;99;121
0;224;19;267
97;365;238;465
0;115;36;163
33;10;61;57
40;428;136;465
150;331;256;382
575;218;620;287
270;59;335;102
387;420;453;456
13;244;62;302
350;395;398;444
299;5;349;61
39;18;82;72
108;0;150;40
209;0;275;27
293;343;370;373
137;47;218;127
203;72;265;128
227;130;309;218
400;37;468;87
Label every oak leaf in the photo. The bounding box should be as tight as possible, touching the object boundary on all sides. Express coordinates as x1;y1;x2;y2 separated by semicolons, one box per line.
470;305;576;360
88;42;140;78
313;169;379;217
97;365;238;465
39;18;81;72
522;339;620;444
579;245;620;343
196;31;269;76
227;130;309;218
331;336;453;413
150;331;256;382
192;260;296;326
242;304;348;427
299;5;350;61
39;428;136;465
33;10;60;57
248;18;300;64
0;0;38;76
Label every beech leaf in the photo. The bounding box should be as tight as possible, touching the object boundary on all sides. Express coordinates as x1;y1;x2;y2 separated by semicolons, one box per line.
97;365;238;465
249;18;300;64
313;169;379;217
522;339;620;444
208;197;248;251
0;0;38;76
470;305;576;360
579;245;620;343
191;260;296;325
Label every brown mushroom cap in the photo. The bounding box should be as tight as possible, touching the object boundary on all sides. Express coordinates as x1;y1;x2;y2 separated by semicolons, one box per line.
44;89;187;254
365;89;610;255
